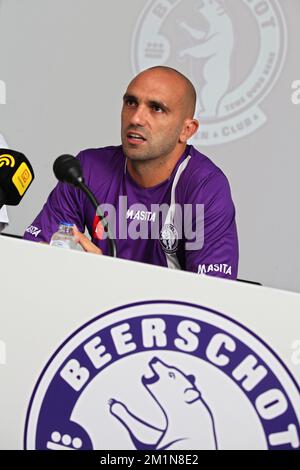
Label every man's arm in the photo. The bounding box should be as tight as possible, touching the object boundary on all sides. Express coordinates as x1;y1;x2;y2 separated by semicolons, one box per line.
23;174;86;244
23;149;105;254
183;170;239;280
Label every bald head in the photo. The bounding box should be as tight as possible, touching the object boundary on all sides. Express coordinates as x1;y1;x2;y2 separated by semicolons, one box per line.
121;66;199;176
131;66;197;118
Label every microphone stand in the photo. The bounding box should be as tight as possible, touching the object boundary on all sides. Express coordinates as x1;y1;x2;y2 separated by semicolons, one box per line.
53;154;117;258
76;180;117;258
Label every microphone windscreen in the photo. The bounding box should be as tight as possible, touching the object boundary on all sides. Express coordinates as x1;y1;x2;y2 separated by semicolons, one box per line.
0;149;34;205
53;154;82;185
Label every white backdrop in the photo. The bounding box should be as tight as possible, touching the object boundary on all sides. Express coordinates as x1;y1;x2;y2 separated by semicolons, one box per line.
0;0;299;292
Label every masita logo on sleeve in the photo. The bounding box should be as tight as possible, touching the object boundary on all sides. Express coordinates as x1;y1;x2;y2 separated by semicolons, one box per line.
24;301;300;450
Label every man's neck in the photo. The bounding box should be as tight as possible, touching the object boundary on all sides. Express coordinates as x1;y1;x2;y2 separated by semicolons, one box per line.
126;145;187;188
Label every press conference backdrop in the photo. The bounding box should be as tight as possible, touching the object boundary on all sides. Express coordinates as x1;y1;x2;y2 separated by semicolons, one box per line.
0;0;299;292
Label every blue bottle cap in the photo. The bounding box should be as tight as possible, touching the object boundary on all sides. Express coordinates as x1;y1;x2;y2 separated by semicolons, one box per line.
60;221;74;227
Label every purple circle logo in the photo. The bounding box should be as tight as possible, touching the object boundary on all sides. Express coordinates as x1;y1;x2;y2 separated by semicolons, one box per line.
24;301;300;450
159;223;179;254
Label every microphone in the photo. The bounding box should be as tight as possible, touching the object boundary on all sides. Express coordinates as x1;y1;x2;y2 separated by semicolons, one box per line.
0;149;34;209
53;154;117;257
53;154;83;186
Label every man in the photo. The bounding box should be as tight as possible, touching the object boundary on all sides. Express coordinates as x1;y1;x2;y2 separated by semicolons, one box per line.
24;66;238;279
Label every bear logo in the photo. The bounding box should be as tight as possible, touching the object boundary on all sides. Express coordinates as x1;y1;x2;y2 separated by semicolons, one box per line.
179;0;234;118
133;0;287;145
109;356;218;450
159;224;179;254
25;301;300;450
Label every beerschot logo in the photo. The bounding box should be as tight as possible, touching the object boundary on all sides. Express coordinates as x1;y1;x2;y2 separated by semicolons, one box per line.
159;223;179;253
24;301;300;450
132;0;287;145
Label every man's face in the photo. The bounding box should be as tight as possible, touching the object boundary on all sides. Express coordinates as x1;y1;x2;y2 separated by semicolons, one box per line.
121;70;188;162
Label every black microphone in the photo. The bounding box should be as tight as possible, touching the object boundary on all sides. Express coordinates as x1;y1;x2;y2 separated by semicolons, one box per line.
0;149;34;209
53;154;117;257
53;154;83;186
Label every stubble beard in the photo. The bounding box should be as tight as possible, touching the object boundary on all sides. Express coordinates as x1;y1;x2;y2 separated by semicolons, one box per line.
122;135;180;164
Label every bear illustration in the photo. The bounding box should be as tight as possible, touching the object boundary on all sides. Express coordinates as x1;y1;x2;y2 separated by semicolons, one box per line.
109;357;217;450
179;0;234;117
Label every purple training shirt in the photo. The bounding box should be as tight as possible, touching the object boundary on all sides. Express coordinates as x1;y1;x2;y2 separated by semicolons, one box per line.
24;145;239;279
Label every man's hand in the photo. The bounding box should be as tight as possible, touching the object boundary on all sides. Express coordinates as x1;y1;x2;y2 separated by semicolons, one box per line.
73;226;102;255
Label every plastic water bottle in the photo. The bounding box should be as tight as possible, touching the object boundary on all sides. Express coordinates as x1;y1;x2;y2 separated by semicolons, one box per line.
50;222;77;250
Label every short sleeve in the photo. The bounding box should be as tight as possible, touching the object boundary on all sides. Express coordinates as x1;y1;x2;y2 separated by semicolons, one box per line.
23;152;86;243
183;170;239;279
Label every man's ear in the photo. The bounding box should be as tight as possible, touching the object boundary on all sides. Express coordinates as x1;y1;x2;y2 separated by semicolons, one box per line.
179;118;199;143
